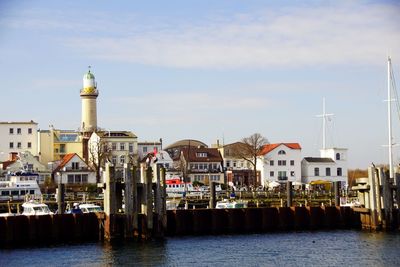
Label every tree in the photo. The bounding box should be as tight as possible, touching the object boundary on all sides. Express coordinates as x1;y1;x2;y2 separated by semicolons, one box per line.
88;136;111;183
232;133;269;185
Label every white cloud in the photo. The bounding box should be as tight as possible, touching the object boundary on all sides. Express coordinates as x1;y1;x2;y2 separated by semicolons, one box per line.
63;2;400;69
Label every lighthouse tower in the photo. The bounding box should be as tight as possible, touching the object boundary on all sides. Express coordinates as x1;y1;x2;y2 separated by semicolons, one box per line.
80;68;99;132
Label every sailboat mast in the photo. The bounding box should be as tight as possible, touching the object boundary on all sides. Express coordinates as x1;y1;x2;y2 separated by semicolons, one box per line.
387;56;394;180
322;98;326;150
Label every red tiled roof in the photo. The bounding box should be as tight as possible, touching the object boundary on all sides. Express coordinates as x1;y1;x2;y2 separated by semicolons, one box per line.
260;143;301;155
1;160;16;170
53;153;78;173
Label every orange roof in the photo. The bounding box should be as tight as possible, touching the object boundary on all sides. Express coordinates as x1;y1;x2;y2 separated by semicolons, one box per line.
53;153;78;173
260;143;301;155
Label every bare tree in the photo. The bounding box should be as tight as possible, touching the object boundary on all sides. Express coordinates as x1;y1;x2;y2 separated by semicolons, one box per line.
233;133;269;185
89;137;110;183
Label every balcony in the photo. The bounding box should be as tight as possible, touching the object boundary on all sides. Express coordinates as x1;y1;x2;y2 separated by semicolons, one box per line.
61;167;92;172
278;176;288;181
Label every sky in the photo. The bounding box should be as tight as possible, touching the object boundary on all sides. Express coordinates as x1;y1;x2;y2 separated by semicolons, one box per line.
1;0;400;169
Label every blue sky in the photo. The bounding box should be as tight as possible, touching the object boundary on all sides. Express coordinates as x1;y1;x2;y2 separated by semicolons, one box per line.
1;0;400;168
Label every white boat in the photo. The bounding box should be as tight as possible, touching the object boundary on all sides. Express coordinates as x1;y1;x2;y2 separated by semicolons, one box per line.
79;203;103;213
22;201;53;216
216;199;248;209
166;178;195;197
0;171;42;201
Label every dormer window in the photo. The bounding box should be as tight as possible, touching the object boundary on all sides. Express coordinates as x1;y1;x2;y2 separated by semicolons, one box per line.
196;152;207;157
278;150;286;155
72;162;79;170
336;153;340;160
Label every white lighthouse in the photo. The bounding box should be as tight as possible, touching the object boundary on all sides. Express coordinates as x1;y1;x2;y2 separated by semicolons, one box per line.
80;68;99;132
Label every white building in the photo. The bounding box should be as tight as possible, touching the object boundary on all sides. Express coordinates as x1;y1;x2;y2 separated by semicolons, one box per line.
257;143;302;186
301;148;348;184
138;141;162;161
53;153;96;185
0;121;38;162
89;131;138;170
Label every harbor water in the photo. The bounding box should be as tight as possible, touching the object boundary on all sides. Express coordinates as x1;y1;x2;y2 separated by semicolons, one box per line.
1;230;400;266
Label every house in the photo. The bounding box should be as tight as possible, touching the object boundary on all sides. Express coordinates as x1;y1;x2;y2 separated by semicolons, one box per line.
0;121;38;162
138;141;162;161
257;143;302;186
217;142;259;187
301;148;348;185
53;153;96;185
3;151;51;184
180;147;224;185
88;131;138;173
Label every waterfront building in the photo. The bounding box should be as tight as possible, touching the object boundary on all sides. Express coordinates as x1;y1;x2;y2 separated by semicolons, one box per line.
217;142;259;187
164;139;208;161
2;151;51;184
257;143;302;186
179;146;224;184
138;141;162;161
301;148;348;185
0;121;38;162
53;153;96;186
88;131;138;176
38;126;83;165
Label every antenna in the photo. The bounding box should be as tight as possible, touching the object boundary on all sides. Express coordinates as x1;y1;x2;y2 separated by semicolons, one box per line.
316;97;334;150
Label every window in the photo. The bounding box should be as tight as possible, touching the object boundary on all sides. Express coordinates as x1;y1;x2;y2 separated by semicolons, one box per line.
270;160;274;166
278;150;286;155
143;147;148;153
28;128;32;134
112;143;117;150
120;143;125;151
226;161;230;168
82;174;88;183
278;160;286;166
270;171;274;177
9;128;14;134
120;155;125;164
17;142;21;149
68;175;74;183
112;156;117;165
337;168;342;176
9;142;14;149
72;162;79;170
278;171;287;180
314;167;320;176
326;168;331;176
196;152;207;157
17;128;21;134
129;143;134;153
233;161;237;167
290;171;295;176
336;153;340;160
27;142;32;149
75;174;82;183
290;160;294;166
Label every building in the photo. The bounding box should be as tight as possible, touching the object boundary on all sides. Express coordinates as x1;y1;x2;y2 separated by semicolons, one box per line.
80;69;99;133
180;147;224;184
257;143;302;186
53;153;96;185
38;126;83;165
138;141;162;161
301;148;348;185
165;139;208;161
88;131;138;174
0;121;38;162
218;142;258;187
3;151;51;184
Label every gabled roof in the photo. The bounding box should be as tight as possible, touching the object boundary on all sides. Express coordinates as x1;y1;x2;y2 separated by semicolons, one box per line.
260;143;301;155
53;153;89;173
181;147;222;162
303;157;335;163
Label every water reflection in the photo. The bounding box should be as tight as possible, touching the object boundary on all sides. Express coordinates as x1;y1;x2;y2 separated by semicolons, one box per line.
0;231;399;266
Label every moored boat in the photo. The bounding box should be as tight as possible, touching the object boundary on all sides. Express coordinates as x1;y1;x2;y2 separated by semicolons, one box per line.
216;199;248;209
22;201;53;215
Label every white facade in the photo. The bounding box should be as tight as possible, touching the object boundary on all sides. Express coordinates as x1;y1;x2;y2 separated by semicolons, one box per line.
0;121;38;162
155;150;174;170
53;154;96;184
89;131;138;170
138;142;162;160
301;148;348;184
257;143;302;186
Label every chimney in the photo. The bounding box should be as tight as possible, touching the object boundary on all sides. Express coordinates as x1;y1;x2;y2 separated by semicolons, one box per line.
9;152;18;161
